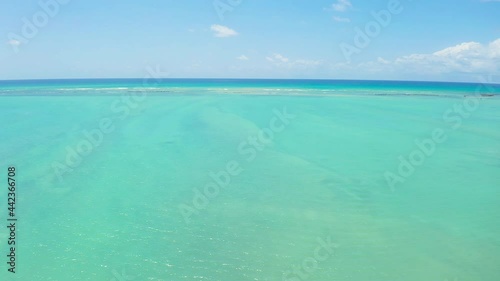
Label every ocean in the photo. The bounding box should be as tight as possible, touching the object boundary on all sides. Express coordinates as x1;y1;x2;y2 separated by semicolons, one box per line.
0;79;499;281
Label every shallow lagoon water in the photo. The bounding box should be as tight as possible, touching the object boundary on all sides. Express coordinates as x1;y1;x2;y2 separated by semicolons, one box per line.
0;80;499;280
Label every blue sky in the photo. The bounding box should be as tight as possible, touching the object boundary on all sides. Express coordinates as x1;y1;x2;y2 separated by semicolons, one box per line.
0;0;499;82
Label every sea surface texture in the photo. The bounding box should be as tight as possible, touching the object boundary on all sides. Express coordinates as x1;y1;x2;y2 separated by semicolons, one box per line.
0;79;499;281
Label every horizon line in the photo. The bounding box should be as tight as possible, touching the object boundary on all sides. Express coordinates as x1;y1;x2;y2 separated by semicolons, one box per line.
1;77;499;86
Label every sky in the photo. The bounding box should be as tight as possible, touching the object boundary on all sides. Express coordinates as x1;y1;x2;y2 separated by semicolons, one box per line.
0;0;499;82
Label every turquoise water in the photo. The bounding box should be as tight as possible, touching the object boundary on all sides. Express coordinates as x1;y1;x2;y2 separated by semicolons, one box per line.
0;79;499;280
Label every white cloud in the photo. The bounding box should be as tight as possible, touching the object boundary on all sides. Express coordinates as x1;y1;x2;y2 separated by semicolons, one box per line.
266;54;322;69
337;38;500;79
377;57;390;64
333;16;351;23
433;42;483;57
488;38;500;57
393;38;500;74
210;24;238;38
332;0;352;12
237;55;249;61
294;59;322;66
7;39;21;46
266;53;290;63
